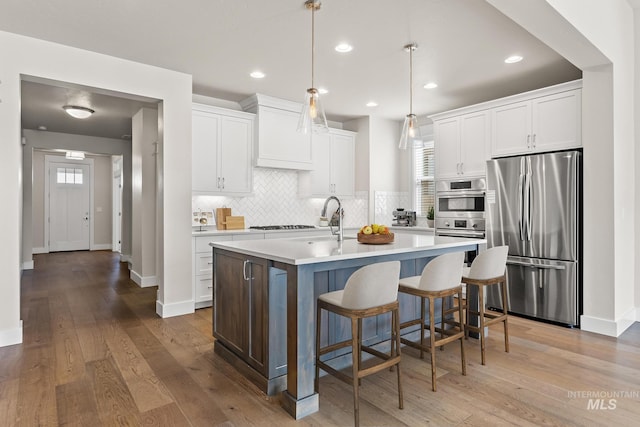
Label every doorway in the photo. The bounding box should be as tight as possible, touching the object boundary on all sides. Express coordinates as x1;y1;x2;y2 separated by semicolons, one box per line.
44;155;94;252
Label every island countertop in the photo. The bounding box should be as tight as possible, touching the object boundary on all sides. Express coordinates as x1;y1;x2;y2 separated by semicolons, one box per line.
209;233;486;265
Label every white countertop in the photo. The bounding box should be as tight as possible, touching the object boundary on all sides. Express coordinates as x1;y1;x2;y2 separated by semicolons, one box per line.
209;233;485;265
192;226;360;237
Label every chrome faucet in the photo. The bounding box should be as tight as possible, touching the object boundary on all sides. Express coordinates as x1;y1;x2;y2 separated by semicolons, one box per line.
321;196;343;242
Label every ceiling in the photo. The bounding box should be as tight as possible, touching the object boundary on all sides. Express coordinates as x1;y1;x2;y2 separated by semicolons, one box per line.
3;0;583;140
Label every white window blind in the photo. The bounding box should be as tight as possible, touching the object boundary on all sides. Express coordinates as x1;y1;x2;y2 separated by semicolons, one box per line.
413;140;435;216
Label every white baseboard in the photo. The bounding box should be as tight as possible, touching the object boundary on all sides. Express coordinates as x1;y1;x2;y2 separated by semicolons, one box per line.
0;321;23;347
581;307;637;337
120;254;132;263
91;243;113;251
22;260;34;270
130;270;157;288
32;247;47;254
156;299;195;318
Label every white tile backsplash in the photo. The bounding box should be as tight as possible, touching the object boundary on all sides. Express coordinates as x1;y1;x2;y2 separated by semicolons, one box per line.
374;191;410;225
193;168;368;228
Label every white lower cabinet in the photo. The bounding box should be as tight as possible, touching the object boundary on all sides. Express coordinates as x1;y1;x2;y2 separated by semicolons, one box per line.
192;233;265;309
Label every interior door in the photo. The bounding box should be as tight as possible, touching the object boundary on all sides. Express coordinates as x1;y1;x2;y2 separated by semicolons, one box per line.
49;163;91;251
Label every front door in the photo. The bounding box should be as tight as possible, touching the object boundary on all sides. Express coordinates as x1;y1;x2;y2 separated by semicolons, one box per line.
49;162;91;251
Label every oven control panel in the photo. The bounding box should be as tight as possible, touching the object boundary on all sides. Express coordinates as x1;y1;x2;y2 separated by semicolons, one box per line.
435;217;485;231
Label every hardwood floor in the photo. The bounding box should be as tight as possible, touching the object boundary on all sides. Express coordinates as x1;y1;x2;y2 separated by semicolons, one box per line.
2;250;638;426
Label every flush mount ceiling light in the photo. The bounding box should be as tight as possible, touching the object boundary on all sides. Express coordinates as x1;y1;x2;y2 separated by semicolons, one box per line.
423;82;438;89
250;70;266;79
505;55;523;64
335;43;353;53
398;43;421;150
297;0;329;134
62;105;94;119
366;101;378;107
318;87;328;94
65;151;85;160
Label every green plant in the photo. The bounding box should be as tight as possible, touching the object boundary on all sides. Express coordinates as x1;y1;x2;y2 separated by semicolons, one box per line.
427;206;435;220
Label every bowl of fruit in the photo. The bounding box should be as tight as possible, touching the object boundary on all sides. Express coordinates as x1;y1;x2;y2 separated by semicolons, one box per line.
357;224;394;244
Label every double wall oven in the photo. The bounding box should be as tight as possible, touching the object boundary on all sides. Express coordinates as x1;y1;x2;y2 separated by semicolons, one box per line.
435;178;486;239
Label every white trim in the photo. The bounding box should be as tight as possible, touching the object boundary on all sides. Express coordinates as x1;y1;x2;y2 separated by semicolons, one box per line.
44;155;95;252
156;299;194;318
581;308;637;337
130;270;157;288
91;243;113;251
0;321;23;347
112;155;123;253
22;261;34;270
32;247;47;254
120;253;132;263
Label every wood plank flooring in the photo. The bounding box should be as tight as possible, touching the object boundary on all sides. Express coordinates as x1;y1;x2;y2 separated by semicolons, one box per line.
2;250;638;426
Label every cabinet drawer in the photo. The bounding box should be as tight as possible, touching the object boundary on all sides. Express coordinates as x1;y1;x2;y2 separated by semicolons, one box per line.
195;274;213;302
195;235;232;252
196;254;214;274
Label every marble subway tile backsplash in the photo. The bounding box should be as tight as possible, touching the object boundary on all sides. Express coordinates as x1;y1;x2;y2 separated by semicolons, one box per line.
193;168;368;228
374;191;410;226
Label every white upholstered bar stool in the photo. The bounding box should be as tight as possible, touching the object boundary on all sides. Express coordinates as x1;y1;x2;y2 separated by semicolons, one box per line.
315;261;402;427
398;251;466;392
462;245;509;365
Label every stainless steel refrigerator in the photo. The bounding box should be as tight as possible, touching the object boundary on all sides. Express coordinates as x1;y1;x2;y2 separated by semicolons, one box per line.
486;151;581;327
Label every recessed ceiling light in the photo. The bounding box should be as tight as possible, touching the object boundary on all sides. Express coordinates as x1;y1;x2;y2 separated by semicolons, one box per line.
37;125;47;131
335;43;353;53
505;55;523;64
121;134;132;140
423;82;438;89
366;101;378;107
62;105;94;119
318;87;328;94
250;71;266;79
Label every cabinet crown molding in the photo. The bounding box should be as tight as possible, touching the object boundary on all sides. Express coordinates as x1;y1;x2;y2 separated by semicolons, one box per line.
240;93;303;114
429;79;582;122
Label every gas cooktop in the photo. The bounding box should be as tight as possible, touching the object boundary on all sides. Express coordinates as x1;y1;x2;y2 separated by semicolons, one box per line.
249;225;316;230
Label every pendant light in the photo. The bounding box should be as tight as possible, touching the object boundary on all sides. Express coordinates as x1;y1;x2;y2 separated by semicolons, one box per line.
297;0;329;134
398;43;421;149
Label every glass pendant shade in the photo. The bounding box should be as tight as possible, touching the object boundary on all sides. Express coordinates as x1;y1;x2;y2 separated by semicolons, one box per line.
398;113;421;149
298;88;329;134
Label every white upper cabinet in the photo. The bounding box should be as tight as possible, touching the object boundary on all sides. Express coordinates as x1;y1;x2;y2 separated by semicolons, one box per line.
240;94;314;170
192;104;254;195
433;110;489;179
492;86;582;157
300;128;356;198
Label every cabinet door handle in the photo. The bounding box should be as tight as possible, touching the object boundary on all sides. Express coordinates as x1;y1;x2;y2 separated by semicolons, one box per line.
460;162;464;174
221;177;225;189
217;177;221;189
242;260;248;280
527;134;531;148
532;133;536;148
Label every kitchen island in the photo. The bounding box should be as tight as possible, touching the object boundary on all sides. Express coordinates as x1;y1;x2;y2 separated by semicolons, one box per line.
210;233;485;419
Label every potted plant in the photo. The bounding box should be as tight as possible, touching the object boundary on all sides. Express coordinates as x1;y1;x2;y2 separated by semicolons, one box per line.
426;206;435;228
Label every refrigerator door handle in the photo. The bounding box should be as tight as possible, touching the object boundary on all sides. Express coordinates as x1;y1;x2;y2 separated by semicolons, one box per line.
518;158;525;241
524;157;533;242
506;260;566;270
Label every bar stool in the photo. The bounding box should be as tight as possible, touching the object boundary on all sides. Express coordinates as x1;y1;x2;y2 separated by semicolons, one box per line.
462;245;509;365
398;251;466;392
315;261;402;427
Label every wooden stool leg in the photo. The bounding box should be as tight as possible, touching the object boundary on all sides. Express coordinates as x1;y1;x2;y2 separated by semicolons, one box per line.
394;308;404;409
358;318;363;385
420;297;426;359
315;304;321;393
478;286;486;365
351;317;360;427
428;297;437;392
458;289;467;376
501;281;510;353
440;297;445;351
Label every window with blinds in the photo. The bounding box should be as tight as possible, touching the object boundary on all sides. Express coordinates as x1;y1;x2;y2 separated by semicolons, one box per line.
413;140;435;216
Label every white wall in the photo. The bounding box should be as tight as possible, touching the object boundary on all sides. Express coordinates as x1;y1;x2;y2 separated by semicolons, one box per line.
131;108;158;287
636;6;640;317
488;0;637;335
0;30;193;346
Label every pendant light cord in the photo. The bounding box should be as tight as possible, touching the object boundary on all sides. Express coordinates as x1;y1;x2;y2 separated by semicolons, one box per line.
311;2;316;88
409;45;414;115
